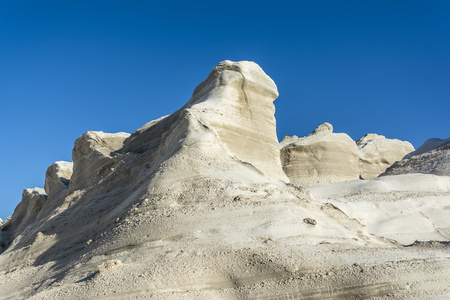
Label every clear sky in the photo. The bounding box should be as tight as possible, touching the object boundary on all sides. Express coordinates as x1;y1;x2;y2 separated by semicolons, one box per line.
1;1;449;220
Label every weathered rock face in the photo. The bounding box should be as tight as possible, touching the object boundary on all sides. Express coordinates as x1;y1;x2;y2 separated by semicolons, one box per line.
280;125;416;185
382;138;450;176
280;123;360;186
70;131;130;191
357;134;414;179
1;188;47;249
44;161;73;199
123;60;288;182
188;61;286;181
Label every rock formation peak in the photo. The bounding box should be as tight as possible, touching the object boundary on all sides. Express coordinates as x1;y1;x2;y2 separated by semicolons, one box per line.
309;122;333;136
122;60;287;182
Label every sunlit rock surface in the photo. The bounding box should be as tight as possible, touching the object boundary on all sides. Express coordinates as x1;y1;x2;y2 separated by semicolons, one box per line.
44;161;73;199
357;133;414;179
280;122;360;186
70;131;130;191
309;173;450;244
122;60;288;182
1;188;47;250
281;126;416;184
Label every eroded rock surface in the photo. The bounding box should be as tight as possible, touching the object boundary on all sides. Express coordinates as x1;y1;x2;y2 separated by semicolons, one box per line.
122;60;287;181
281;125;416;184
382;137;450;176
1;188;47;250
44;161;73;199
280;122;360;186
70;131;130;191
357;133;414;179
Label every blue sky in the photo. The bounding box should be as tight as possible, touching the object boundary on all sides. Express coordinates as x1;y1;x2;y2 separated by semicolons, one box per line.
1;1;449;220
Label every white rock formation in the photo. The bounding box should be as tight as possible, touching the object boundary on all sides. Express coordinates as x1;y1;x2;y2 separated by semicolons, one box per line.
122;60;288;182
281;127;416;184
1;188;47;248
44;161;73;199
70;131;130;191
280;122;360;186
1;61;450;299
382;137;450;176
357;133;414;179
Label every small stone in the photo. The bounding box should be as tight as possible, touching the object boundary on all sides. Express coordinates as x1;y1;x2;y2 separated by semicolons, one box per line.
95;259;122;273
303;218;317;226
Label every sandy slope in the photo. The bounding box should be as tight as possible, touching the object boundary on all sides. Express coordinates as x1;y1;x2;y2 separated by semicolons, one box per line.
2;175;450;299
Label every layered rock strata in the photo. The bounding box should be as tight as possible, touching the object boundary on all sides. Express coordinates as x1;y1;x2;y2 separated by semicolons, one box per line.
280;123;360;186
71;131;130;191
1;188;47;247
281;124;415;185
122;60;288;182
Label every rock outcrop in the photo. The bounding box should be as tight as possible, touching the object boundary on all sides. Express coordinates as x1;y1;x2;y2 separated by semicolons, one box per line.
382;137;450;176
44;161;73;199
122;60;288;182
280;122;360;186
281;125;416;185
70;131;130;191
357;133;414;179
1;188;47;249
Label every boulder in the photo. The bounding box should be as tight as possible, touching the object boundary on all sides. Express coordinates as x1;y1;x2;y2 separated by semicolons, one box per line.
357;133;414;179
280;122;360;186
382;138;450;176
